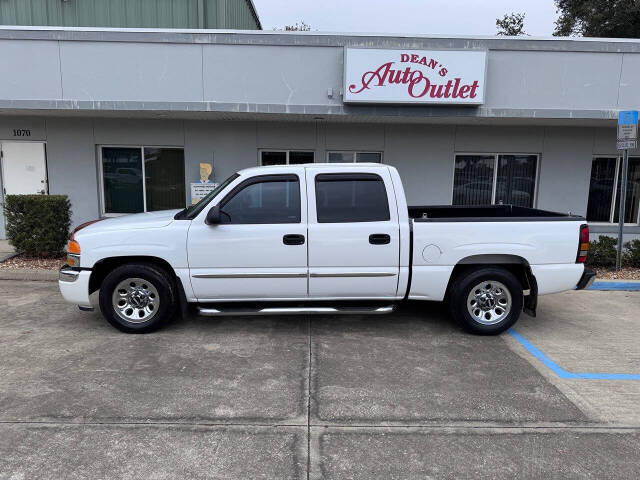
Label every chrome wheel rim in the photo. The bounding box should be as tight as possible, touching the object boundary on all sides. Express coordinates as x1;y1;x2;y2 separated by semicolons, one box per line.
112;277;160;324
466;280;512;325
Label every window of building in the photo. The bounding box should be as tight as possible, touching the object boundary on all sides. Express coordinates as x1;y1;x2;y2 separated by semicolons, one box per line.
101;146;185;214
453;154;538;207
587;156;640;224
220;175;301;224
315;173;390;223
260;150;314;166
327;151;383;163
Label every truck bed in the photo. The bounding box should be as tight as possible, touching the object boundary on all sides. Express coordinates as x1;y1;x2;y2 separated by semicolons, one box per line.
408;204;583;222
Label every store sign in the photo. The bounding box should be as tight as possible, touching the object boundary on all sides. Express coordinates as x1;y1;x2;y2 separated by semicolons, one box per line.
344;48;486;105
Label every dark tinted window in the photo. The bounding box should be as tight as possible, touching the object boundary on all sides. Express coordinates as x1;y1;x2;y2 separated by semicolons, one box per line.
315;174;390;223
221;176;300;224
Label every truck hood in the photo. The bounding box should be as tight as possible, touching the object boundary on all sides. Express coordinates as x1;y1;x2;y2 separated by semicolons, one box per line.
84;210;182;233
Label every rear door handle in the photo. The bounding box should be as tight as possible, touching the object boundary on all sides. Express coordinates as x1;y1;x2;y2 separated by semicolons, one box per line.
369;234;391;245
283;234;305;245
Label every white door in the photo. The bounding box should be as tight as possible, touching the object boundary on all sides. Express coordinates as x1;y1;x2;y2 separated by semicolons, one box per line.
187;172;308;301
1;142;48;195
306;167;401;299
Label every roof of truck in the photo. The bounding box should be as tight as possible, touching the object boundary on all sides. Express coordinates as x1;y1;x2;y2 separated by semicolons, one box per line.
238;163;386;176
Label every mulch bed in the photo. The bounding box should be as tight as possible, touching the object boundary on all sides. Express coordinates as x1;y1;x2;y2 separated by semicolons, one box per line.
592;267;640;281
0;254;67;270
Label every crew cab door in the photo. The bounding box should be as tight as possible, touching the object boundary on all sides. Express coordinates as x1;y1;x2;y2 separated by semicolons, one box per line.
306;166;400;299
187;172;308;301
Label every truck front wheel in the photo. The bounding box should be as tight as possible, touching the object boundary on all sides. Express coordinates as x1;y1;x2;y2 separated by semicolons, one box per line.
99;263;177;333
448;267;523;335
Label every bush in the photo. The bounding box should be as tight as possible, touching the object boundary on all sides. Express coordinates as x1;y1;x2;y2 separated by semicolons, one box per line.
586;235;618;267
2;195;71;257
624;239;640;268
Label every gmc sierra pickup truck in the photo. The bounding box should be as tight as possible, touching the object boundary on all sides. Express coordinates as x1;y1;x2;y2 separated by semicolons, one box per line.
59;163;595;335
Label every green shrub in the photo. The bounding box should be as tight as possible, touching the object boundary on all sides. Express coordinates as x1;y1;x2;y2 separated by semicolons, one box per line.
586;235;618;267
624;239;640;268
2;195;71;257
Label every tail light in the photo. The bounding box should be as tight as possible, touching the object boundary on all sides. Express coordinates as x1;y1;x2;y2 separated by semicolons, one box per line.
576;224;589;263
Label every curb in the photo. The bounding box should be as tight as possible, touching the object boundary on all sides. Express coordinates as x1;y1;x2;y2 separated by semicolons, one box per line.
0;268;59;282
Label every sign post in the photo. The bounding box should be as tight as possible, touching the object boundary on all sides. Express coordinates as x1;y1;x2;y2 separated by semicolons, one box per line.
616;111;638;271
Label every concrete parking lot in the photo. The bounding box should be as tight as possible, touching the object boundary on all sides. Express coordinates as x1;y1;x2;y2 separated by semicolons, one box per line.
1;280;639;479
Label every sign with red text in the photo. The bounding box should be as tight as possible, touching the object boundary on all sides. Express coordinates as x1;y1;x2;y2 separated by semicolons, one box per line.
344;48;486;105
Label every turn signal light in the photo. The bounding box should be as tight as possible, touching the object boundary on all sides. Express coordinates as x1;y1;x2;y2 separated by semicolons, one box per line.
67;240;81;255
576;224;589;263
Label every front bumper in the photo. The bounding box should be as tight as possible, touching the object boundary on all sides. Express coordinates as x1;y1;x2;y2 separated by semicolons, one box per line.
576;268;596;290
58;266;92;307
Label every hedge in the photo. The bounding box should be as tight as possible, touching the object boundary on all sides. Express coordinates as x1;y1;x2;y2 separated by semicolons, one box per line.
586;235;640;268
2;195;71;257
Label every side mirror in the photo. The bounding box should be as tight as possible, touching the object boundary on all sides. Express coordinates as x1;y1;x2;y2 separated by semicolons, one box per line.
205;205;221;225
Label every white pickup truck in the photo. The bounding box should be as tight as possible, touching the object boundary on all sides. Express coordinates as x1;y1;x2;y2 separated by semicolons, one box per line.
59;163;595;335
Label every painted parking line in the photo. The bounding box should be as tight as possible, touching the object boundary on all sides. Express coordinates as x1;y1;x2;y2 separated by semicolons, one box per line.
508;329;640;380
588;281;640;291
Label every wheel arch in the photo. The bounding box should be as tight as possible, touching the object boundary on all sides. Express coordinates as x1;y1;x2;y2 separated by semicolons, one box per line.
445;254;537;307
89;256;176;294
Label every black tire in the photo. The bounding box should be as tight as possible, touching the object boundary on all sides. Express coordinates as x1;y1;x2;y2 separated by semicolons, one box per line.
448;266;523;335
99;263;177;333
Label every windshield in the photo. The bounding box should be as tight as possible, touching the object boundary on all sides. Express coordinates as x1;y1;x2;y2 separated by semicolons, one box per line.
175;173;240;220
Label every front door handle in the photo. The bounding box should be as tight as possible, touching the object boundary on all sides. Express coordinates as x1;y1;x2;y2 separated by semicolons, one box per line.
369;234;391;245
283;234;305;245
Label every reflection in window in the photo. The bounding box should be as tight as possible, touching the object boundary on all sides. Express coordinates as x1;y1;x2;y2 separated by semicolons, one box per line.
144;148;185;212
315;174;390;223
221;178;301;224
613;158;640;224
453;155;495;205
101;146;185;214
260;150;314;165
327;151;382;163
495;155;537;207
102;147;144;214
587;157;617;222
587;157;640;224
453;154;538;207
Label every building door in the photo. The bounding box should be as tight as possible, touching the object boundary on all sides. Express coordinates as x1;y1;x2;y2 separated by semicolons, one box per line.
1;142;48;195
0;142;48;239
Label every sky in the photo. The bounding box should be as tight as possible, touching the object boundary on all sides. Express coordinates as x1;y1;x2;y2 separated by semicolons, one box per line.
253;0;559;37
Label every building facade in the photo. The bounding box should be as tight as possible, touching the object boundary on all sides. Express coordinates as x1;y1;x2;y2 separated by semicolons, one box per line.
0;27;639;240
0;0;261;30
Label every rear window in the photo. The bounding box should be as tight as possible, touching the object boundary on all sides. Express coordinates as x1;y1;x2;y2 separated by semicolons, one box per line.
315;173;390;223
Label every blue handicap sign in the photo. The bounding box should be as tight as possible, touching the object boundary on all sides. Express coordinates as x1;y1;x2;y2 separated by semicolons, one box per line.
619;110;638;125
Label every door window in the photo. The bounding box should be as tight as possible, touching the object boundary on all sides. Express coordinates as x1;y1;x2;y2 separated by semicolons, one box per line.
220;175;301;224
315;173;390;223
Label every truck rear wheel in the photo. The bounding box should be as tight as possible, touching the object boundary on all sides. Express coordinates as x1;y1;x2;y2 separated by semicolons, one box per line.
99;263;177;333
448;267;523;335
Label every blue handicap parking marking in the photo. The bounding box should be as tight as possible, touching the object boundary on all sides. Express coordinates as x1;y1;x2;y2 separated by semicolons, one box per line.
508;329;640;381
587;282;640;291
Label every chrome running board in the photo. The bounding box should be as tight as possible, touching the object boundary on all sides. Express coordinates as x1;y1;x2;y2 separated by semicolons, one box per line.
196;305;396;317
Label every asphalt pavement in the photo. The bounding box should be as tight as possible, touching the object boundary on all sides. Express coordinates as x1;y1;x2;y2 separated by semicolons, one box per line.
0;280;638;479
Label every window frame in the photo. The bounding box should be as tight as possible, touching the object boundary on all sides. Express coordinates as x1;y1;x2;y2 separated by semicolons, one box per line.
587;155;640;225
326;151;384;163
217;173;302;225
98;145;185;216
451;152;540;208
258;149;315;166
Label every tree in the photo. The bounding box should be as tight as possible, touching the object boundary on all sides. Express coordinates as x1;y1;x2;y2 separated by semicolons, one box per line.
274;21;311;31
554;0;640;37
496;12;526;36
